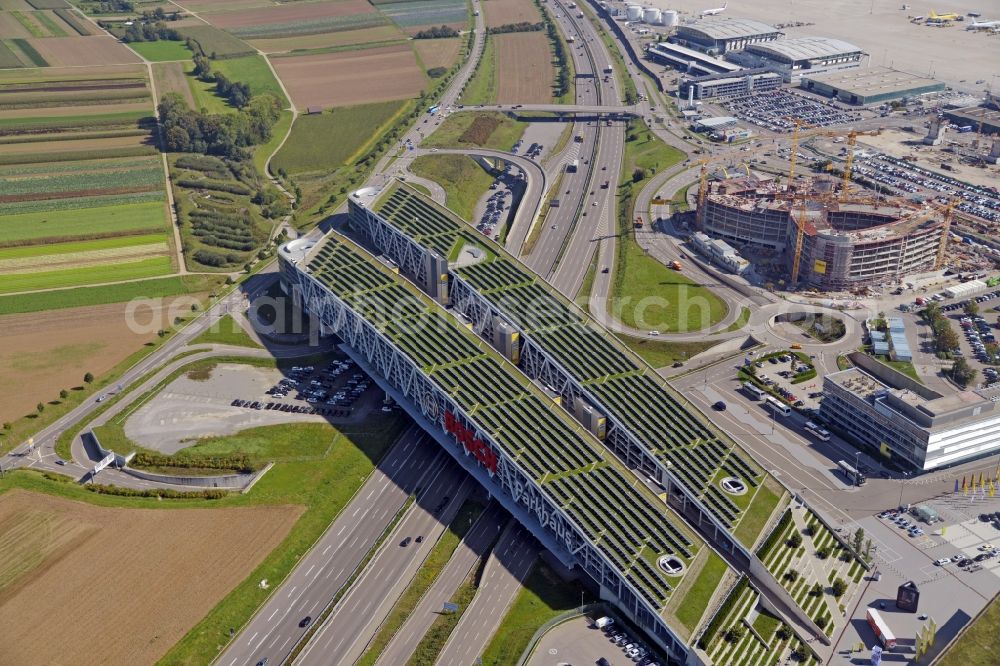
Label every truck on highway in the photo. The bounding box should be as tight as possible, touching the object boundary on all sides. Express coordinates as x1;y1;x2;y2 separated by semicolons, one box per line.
567;35;575;42
670;260;682;270
601;180;609;188
576;11;584;17
574;133;584;142
567;159;579;172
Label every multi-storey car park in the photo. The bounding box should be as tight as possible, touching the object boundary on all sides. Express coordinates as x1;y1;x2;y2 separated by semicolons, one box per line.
291;180;862;662
698;176;949;290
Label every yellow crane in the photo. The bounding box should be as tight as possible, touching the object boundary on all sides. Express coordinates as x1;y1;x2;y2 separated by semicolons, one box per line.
789;192;810;284
936;199;958;268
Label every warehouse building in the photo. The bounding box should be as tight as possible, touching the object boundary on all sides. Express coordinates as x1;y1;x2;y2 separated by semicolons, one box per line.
944;105;1000;136
673;18;781;55
678;68;783;100
822;357;1000;471
646;42;740;76
727;37;865;81
801;66;945;106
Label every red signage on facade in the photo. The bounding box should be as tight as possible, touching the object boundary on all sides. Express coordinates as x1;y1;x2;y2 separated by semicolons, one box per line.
443;411;498;474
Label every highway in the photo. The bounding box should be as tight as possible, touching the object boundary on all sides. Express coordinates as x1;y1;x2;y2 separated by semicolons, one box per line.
435;522;539;666
216;429;443;666
294;464;473;665
373;502;508;666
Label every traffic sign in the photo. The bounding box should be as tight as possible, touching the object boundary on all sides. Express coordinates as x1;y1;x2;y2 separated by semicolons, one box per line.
93;452;115;474
442;602;459;613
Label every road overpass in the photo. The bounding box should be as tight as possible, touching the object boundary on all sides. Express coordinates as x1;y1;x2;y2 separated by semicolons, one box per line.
465;103;640;118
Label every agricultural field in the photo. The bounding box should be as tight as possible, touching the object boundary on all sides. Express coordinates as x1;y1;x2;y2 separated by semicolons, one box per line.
377;0;467;33
493;32;555;103
0;293;213;421
413;35;461;71
176;24;255;58
483;0;542;27
28;35;142;66
151;60;196;106
125;38;193;62
0;65;174;294
198;0;387;39
0;489;301;666
247;23;406;54
271;43;424;109
272;99;407;214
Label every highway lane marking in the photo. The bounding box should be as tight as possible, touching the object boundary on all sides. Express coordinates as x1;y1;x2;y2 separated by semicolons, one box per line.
322;545;331;555
267;607;280;622
286;586;296;598
304;564;315;577
246;631;258;646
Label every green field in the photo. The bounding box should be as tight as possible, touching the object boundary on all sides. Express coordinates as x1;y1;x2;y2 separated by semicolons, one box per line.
410;153;493;222
611;235;728;332
938;593;1000;666
187;64;232;115
0;233;165;260
480;561;594;665
0;200;166;245
423;111;524;151
611;335;721;368
733;482;783;548
177;25;255;59
458;34;496;105
0;256;173;294
0;109;150;130
0;273;223;316
213;55;288;105
272;100;406;174
125;39;194;62
254;108;292;175
190;313;262;349
674;553;727;631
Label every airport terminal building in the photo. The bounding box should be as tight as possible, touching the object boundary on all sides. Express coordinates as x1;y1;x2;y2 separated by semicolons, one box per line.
726;37;866;81
802;66;945;106
822;358;1000;471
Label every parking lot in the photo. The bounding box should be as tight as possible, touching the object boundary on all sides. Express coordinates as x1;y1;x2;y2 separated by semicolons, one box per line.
744;350;823;413
725;89;864;133
475;161;524;240
937;291;1000;386
853;152;1000;225
239;358;388;418
527;615;663;666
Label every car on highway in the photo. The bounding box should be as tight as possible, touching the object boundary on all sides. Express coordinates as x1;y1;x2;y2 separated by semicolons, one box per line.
400;537;412;547
299;616;312;628
55;459;67;466
713;401;726;411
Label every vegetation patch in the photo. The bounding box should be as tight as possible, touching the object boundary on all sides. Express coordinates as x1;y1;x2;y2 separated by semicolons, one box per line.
409;153;494;221
190;313;261;348
612;334;721;368
424;111;525;151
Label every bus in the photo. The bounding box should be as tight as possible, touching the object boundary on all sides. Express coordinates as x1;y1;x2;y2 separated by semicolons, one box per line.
804;421;831;442
765;396;791;417
742;382;766;400
866;609;896;648
838;460;866;486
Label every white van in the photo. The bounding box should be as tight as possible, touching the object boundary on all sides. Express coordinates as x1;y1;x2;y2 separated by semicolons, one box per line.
595;616;615;630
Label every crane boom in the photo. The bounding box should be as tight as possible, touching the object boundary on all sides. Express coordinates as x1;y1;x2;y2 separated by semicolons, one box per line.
790;193;808;284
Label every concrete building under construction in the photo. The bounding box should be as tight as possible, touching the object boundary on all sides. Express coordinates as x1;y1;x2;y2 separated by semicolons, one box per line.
697;177;949;291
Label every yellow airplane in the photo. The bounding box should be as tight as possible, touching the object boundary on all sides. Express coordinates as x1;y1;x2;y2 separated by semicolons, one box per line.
928;10;960;20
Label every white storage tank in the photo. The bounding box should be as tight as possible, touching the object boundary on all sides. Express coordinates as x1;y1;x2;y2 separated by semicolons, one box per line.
626;4;643;21
661;9;678;26
643;7;661;24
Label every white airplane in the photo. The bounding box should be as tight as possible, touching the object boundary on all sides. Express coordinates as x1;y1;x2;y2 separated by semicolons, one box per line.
967;18;1000;29
700;2;727;16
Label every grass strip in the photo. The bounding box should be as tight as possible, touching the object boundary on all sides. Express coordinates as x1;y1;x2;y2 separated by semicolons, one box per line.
406;568;480;665
10;38;48;67
356;498;486;666
190;313;262;349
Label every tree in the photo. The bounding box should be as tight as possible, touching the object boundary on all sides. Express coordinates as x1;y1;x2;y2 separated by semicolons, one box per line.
784;568;799;582
59;389;69;399
632;167;646;183
788;531;803;548
724;624;746;643
36;402;44;414
817;546;831;560
924;300;941;321
791;646;809;662
83;372;94;384
816;615;828;629
936;324;959;353
852;527;865;553
2;422;11;430
832;577;848;597
776;624;793;640
809;582;823;597
965;300;980;316
951;356;977;387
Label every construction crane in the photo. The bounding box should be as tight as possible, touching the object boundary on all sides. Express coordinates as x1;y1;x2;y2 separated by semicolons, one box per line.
694;153;747;228
789;191;810;285
838;129;880;202
936;199;958;268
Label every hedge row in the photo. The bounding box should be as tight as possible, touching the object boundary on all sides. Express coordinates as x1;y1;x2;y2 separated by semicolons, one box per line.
698;576;749;649
755;509;793;561
86;484;229;499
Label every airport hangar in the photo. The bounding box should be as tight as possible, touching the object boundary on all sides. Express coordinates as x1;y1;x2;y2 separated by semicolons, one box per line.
726;37;866;81
672;17;782;55
277;181;823;665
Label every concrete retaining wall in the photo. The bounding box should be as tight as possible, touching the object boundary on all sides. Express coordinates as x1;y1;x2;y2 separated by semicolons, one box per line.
122;466;256;489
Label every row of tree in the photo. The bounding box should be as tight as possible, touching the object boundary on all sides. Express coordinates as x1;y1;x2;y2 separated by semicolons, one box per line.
121;20;179;43
414;25;459;39
545;19;570;97
922;301;980;386
488;21;543;34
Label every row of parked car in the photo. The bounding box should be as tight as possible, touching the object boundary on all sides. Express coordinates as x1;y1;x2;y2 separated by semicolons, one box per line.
597;618;660;666
879;510;926;538
230;398;350;418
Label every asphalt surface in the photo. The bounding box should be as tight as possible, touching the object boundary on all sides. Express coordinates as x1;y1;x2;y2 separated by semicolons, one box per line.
216;428;442;666
294;463;473;665
435;522;539;666
374;502;508;666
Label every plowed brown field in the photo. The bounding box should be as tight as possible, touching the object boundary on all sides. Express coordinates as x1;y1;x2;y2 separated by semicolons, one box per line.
0;490;302;666
152;61;196;107
493;32;554;103
0;299;192;423
272;44;424;108
29;36;142;67
484;0;542;27
413;36;461;70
